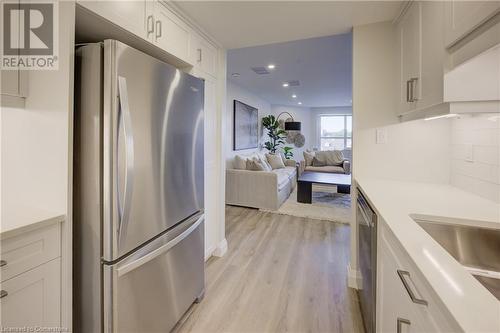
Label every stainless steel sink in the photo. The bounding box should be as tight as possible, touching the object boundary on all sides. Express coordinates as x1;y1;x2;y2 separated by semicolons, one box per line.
416;220;500;301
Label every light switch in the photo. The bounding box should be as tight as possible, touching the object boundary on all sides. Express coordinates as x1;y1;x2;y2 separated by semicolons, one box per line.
465;144;474;162
376;128;387;144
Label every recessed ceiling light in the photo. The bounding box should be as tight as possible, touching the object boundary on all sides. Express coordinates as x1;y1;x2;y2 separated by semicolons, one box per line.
292;94;297;98
231;73;240;78
282;82;289;87
267;64;275;69
298;102;302;105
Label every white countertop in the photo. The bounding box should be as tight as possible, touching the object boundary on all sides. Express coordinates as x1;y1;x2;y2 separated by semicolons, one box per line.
355;177;500;333
1;206;65;239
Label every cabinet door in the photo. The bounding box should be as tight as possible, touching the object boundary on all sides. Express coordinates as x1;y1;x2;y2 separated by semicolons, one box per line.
190;34;218;78
397;2;421;114
0;2;28;99
153;2;190;62
0;259;60;327
445;1;500;48
78;1;151;40
416;1;445;111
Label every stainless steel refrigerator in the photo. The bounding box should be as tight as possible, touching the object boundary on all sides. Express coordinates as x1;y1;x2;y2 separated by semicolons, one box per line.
73;40;205;332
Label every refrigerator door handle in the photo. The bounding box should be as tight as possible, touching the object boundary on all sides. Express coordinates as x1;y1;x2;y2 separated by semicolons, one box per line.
117;76;135;246
116;215;204;277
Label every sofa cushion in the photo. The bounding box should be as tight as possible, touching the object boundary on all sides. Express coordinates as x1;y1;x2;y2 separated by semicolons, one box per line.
312;157;327;167
305;165;345;174
234;155;248;170
246;157;267;171
266;153;285;169
315;150;345;166
303;151;315;166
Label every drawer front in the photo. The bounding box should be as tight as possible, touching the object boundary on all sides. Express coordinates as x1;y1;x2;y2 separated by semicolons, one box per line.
380;225;460;332
0;258;61;327
1;223;61;282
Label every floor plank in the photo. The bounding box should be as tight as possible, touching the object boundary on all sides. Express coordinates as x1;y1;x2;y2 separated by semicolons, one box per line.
174;206;364;333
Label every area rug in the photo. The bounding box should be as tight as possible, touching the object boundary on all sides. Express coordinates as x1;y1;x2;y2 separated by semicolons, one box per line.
261;187;352;224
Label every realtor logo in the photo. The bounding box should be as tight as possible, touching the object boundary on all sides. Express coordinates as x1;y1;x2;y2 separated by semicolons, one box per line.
1;1;58;69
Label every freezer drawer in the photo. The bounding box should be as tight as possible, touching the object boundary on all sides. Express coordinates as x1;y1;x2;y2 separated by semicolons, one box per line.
103;214;204;332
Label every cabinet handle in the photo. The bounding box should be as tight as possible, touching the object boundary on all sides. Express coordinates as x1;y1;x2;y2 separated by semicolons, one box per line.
147;15;154;36
406;80;411;103
0;260;6;267
197;48;202;63
0;290;7;299
155;20;162;39
410;77;418;102
397;270;428;305
397;318;411;333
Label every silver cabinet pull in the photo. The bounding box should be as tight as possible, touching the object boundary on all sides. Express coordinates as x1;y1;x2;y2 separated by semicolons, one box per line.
155;20;162;39
397;318;410;333
409;77;419;102
0;260;6;267
147;15;154;36
406;79;411;103
197;48;202;63
0;290;7;299
397;270;428;305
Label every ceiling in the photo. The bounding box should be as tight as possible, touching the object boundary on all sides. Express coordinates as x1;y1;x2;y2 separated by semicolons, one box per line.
174;1;402;49
227;33;353;107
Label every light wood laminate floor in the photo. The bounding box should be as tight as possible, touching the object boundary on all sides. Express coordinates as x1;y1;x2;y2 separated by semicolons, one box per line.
174;206;364;333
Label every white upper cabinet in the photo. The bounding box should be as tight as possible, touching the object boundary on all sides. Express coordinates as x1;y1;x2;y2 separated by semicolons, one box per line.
444;1;500;48
396;2;422;114
396;1;447;119
152;1;190;63
190;33;218;78
78;1;151;41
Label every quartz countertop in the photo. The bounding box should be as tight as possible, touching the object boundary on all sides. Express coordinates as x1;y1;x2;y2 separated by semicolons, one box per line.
355;176;500;333
1;206;65;239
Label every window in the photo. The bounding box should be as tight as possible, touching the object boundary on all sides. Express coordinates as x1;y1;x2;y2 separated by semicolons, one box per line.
319;115;352;151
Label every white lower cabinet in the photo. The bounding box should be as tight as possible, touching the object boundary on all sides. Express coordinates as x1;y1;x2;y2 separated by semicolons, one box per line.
0;258;61;328
0;222;62;329
377;221;458;332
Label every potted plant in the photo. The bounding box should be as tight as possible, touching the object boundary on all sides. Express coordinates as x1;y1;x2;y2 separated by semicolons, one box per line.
282;146;294;160
262;115;286;154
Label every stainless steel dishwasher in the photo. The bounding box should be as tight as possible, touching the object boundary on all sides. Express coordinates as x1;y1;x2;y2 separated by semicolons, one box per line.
357;189;377;333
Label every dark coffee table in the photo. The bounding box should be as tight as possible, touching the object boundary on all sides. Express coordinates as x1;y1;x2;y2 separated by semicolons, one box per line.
297;172;351;204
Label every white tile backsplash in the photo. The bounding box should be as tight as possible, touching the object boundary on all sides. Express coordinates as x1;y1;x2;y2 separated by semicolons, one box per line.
451;113;500;202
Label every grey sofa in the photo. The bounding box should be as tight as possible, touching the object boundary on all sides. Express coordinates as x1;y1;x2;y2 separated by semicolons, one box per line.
299;150;351;175
226;153;297;210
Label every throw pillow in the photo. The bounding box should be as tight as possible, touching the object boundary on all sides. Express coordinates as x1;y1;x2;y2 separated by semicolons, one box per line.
257;154;273;171
318;150;345;166
234;155;247;170
312;157;327;167
266;153;285;169
303;151;315;166
246;157;266;171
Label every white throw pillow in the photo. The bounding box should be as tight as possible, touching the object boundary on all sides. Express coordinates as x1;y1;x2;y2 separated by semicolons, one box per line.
234;155;247;170
246;157;266;171
303;151;315;166
266;153;285;169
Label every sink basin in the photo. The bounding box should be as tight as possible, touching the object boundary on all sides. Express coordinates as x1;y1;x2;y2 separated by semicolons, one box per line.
416;220;500;301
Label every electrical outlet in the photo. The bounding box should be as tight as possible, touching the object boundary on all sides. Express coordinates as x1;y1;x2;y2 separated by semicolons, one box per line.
376;128;387;144
465;144;474;162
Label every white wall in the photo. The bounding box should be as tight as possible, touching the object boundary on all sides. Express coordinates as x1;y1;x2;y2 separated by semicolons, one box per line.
355;119;451;183
350;21;398;287
270;105;314;161
225;80;271;166
450;113;500;203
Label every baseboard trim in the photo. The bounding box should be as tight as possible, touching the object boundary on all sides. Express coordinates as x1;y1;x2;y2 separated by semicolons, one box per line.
347;263;362;289
213;238;228;257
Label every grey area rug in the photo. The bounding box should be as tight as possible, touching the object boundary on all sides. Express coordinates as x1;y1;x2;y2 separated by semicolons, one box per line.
261;186;352;224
